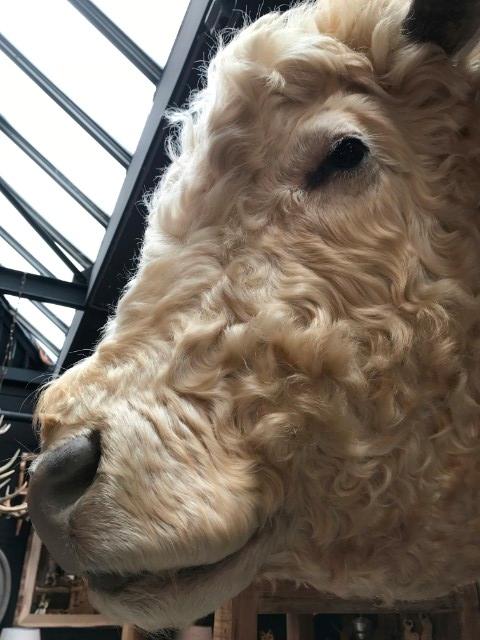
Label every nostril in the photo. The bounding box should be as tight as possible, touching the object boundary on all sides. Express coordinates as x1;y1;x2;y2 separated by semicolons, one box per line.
33;431;101;508
27;431;101;573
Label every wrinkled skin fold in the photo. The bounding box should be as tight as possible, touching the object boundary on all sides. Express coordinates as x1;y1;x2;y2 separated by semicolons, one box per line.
31;0;480;631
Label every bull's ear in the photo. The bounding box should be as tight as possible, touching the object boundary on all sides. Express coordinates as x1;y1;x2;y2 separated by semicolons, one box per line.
403;0;480;55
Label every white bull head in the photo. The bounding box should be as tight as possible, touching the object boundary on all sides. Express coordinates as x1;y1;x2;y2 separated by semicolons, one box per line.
29;0;480;630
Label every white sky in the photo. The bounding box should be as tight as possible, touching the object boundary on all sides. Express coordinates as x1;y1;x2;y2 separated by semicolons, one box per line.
0;0;190;362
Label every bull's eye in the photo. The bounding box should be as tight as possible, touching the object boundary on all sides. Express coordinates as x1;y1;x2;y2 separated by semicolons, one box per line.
306;136;369;189
328;137;368;171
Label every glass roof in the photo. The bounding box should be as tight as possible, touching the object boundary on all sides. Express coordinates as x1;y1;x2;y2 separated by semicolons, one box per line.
0;0;190;364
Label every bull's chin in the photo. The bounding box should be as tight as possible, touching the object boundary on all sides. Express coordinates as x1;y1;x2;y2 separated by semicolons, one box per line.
87;526;273;630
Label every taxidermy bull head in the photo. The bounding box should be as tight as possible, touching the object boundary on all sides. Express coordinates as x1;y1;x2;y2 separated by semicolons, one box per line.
29;0;480;630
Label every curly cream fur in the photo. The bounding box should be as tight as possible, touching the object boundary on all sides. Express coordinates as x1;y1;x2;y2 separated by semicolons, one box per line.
36;0;480;629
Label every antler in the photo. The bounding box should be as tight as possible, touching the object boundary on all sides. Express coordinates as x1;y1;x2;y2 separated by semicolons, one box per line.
0;417;30;523
0;447;21;480
0;490;29;519
0;462;29;518
0;414;11;435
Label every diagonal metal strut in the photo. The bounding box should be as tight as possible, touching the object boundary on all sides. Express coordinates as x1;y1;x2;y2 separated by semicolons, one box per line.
0;34;132;168
68;0;163;85
0;115;109;227
0;178;92;274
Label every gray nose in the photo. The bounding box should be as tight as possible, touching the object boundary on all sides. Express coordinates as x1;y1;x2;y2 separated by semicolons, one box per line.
28;432;101;573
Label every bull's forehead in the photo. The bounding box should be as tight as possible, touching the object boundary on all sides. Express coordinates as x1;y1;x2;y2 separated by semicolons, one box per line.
208;6;376;127
212;0;407;89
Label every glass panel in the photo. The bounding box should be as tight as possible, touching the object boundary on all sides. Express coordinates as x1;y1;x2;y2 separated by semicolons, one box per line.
0;237;36;275
94;0;191;67
0;0;154;153
1;134;104;262
0;195;75;281
0;53;125;215
5;295;65;362
43;303;75;327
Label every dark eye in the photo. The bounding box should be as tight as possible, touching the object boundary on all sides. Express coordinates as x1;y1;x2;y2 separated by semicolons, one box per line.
327;137;368;170
306;136;369;189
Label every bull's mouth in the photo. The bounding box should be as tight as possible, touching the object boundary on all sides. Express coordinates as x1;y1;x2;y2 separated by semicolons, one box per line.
87;546;242;594
86;527;262;596
85;524;275;629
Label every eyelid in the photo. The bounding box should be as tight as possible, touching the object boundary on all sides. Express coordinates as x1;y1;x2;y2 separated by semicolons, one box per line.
305;136;369;189
294;128;365;158
325;132;367;158
299;131;367;173
280;127;370;191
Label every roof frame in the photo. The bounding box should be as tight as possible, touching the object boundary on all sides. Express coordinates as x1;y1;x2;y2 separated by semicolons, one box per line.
0;115;109;228
0;178;91;275
0;0;168;365
0;225;54;278
0;33;132;167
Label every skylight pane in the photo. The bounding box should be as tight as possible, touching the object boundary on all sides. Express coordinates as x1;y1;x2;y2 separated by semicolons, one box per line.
0;238;35;275
1;195;74;281
5;295;64;362
0;254;75;336
0;0;154;154
43;303;76;327
4;297;65;350
94;0;191;67
0;54;125;215
1;134;104;262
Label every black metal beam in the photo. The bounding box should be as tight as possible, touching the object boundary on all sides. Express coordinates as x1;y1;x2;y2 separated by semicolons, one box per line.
68;0;163;85
0;297;53;374
0;367;50;386
0;267;86;309
0;178;91;273
0;34;132;168
0;410;33;423
0;115;109;227
0;225;54;277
